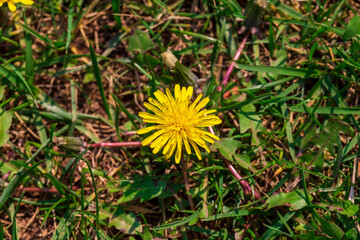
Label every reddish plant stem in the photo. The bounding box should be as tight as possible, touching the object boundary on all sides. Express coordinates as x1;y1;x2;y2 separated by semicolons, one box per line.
218;32;249;91
208;126;260;200
17;186;80;193
124;131;137;135
222;157;260;200
90;141;142;148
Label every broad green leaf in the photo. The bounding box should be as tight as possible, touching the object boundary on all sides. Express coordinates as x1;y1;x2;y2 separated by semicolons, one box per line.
100;206;143;234
265;190;312;210
294;231;329;240
319;217;344;239
128;29;156;53
0;111;13;147
238;103;265;134
118;175;166;203
343;15;360;41
311;120;354;156
210;138;256;173
299;152;324;169
327;199;359;217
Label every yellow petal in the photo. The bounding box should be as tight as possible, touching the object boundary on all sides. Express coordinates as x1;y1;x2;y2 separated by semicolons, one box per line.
186;86;193;100
193;97;209;113
175;135;182;164
189;139;201;160
181;131;191;154
144;102;164;116
154;90;169;105
152;134;170;154
137;125;160;135
142;129;166;146
202;130;220;141
20;0;33;5
8;1;17;12
162;133;176;155
174;84;181;101
164;138;177;159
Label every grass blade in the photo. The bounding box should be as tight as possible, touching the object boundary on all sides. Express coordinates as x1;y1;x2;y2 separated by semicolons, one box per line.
89;44;112;121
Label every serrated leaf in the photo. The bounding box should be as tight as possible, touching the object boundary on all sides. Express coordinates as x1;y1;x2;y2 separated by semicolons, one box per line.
210;138;255;173
0;111;13;147
118;175;166;203
128;29;155;53
328;199;359;217
100;206;142;234
265;190;312;210
238;103;265;134
299;152;324;169
343;15;360;41
311;120;354;156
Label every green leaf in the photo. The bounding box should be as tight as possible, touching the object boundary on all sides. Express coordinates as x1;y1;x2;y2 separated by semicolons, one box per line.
343;15;360;41
265;190;313;210
128;29;156;53
0;111;13;147
235;64;321;77
89;44;112;121
210;138;256;173
260;211;296;240
319;217;344;239
272;0;304;20
153;211;199;230
299;152;324;169
328;199;359;217
311;120;354;156
118;175;167;203
44;173;67;195
294;231;329;240
309;41;318;62
0;64;37;104
0;85;5;101
238;103;265;134
290;105;360;115
65;1;74;52
100;206;143;234
112;0;122;27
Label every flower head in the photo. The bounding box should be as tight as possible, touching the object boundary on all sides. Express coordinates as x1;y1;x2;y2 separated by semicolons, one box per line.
137;84;222;163
0;0;33;12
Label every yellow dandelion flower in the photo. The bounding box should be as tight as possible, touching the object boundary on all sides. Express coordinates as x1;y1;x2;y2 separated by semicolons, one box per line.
0;0;33;12
137;84;222;164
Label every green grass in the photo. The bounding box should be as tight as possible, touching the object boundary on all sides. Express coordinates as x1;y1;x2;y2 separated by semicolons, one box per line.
1;0;360;239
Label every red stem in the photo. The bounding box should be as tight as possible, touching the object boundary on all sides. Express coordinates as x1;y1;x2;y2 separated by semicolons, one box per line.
90;141;142;147
208;126;260;199
223;157;260;199
18;186;79;193
218;32;249;91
